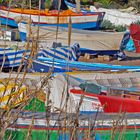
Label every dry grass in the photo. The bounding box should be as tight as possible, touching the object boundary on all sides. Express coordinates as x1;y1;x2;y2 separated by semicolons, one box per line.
0;1;139;140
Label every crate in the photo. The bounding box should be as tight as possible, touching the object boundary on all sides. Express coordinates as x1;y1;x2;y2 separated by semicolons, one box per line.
97;55;104;61
97;55;113;61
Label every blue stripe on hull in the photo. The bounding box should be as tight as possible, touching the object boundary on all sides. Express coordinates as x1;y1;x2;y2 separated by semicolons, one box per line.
80;48;119;55
2;62;23;67
32;61;72;73
0;17;18;27
42;21;100;29
32;57;140;72
0;17;100;29
0;49;30;68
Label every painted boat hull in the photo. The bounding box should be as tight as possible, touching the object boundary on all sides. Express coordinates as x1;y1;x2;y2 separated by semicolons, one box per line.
0;7;104;29
6;111;140;140
0;83;26;109
98;95;140;113
69;87;103;113
18;23;123;50
31;57;140;73
31;59;72;73
51;72;140;114
70;88;140;113
4;97;140;139
5;128;140;140
0;48;30;68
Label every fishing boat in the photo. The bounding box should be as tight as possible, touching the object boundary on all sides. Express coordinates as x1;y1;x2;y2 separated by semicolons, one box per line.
70;85;140;113
5;110;140;139
4;102;140;140
49;72;140;114
64;0;91;13
0;47;30;70
0;82;26;109
0;6;105;29
65;0;140;26
2;73;140;139
3;84;140;139
67;72;140;113
17;22;123;52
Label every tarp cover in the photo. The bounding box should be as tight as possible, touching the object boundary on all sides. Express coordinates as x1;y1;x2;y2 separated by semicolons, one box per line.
38;42;80;61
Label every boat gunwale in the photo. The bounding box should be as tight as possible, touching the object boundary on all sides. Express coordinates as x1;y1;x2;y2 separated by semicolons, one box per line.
0;6;104;17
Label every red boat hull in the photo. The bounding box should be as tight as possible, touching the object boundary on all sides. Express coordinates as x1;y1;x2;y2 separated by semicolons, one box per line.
98;95;140;113
70;89;140;113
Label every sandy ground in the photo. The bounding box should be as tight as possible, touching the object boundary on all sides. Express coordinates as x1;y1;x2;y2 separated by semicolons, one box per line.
79;51;140;66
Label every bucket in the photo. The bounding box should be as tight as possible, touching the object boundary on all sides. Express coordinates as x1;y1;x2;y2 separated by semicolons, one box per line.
130;24;140;53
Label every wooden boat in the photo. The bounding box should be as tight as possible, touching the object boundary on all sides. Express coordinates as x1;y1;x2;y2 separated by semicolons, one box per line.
0;6;105;29
35;42;80;61
70;86;140;113
4;92;140;139
0;42;78;71
69;80;140;114
0;47;30;70
49;73;140;114
18;22;124;51
31;57;140;73
68;72;140;113
65;0;140;26
5;108;140;140
0;82;26;109
2;73;140;139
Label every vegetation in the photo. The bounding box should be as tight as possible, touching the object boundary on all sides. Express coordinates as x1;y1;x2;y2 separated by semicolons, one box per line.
2;0;140;12
95;0;112;8
134;20;140;24
80;0;140;12
129;0;140;12
101;20;126;32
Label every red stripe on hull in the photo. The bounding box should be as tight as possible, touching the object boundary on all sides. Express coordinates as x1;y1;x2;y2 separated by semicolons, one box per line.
10;125;140;131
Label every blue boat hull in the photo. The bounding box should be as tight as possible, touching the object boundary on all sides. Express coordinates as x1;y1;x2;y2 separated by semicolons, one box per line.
31;57;140;73
32;59;72;73
0;16;103;41
0;48;30;68
0;16;101;29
